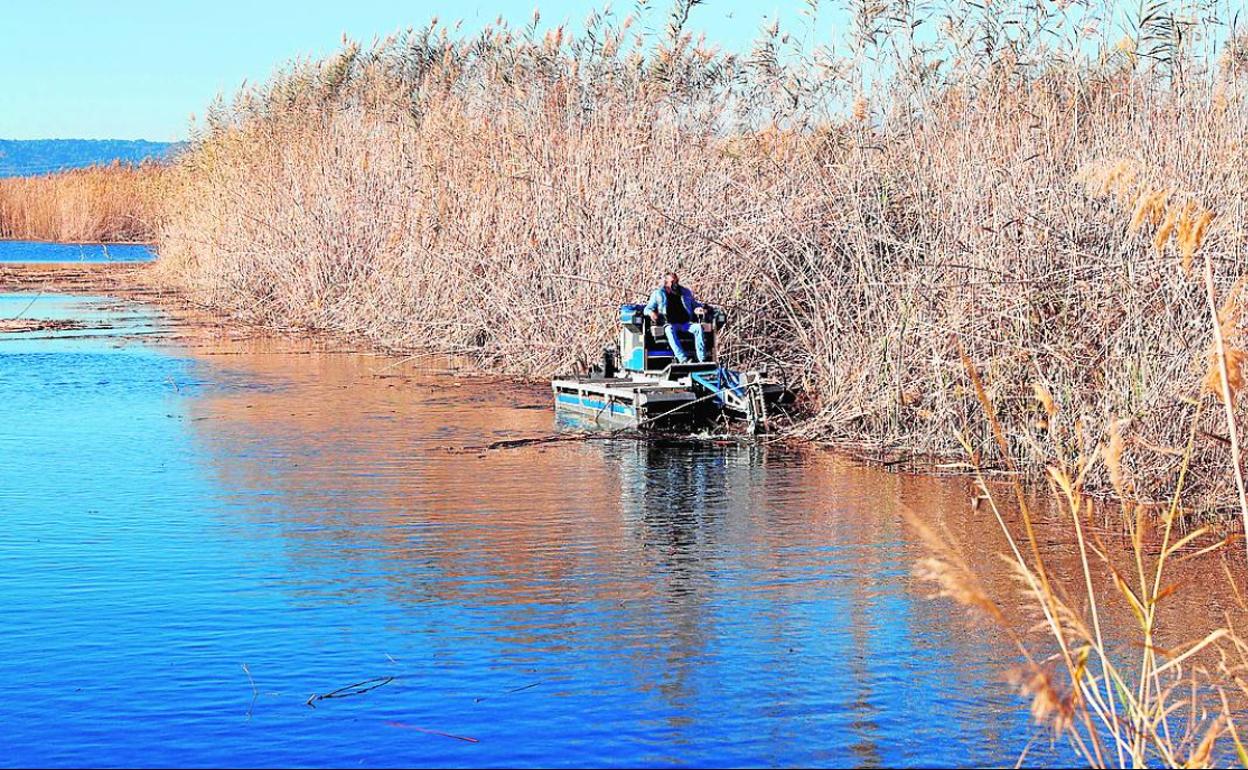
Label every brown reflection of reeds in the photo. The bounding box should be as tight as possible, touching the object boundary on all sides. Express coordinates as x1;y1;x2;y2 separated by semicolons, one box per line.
182;333;658;608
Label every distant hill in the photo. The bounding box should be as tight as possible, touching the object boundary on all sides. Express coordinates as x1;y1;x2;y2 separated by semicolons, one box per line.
0;139;182;177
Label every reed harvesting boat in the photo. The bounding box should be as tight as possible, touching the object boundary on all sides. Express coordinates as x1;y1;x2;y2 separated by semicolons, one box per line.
551;303;790;433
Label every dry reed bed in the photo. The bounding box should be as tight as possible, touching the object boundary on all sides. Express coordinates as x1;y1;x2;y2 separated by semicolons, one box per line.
153;4;1248;510
0;162;168;242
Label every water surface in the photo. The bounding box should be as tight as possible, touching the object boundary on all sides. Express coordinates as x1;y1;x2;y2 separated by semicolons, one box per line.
0;288;1091;767
0;240;155;263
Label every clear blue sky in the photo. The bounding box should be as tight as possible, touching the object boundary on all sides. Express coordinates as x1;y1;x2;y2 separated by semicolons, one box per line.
1;1;835;141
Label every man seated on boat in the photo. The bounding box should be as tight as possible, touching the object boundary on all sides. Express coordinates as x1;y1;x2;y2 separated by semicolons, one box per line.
644;271;708;364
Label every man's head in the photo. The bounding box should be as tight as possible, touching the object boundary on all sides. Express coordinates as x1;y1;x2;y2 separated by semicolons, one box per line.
663;272;680;290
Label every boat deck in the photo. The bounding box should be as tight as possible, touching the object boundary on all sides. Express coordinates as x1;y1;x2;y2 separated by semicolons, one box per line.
551;375;703;429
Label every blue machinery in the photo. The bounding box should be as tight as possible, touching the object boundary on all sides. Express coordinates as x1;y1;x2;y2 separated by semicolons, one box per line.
551;303;789;432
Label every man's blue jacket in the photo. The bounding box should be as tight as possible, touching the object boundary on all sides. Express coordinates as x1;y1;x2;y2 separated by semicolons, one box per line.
644;285;702;321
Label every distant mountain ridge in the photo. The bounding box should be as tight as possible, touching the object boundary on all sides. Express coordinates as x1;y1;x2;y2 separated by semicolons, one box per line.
0;139;182;177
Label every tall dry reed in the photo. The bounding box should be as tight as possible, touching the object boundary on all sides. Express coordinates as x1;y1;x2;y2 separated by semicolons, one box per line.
0;162;167;242
153;2;1248;509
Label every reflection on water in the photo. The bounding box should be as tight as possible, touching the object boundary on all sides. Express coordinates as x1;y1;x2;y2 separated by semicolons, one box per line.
0;292;1104;767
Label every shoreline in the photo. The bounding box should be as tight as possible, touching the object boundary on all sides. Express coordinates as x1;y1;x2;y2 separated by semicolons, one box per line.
0;238;154;246
0;260;918;461
3;259;1238;528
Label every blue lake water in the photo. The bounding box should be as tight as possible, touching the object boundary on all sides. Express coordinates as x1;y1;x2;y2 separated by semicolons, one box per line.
0;287;1080;767
0;240;155;262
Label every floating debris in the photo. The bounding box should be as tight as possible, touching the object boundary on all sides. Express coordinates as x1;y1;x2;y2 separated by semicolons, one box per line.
385;722;479;743
0;318;89;334
305;676;394;708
